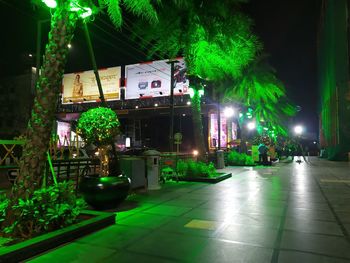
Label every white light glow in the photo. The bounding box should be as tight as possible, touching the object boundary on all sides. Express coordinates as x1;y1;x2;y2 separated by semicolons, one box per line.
223;107;235;118
294;125;303;135
247;122;256;130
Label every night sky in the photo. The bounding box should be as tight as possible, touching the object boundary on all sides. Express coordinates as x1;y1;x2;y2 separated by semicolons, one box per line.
0;0;320;135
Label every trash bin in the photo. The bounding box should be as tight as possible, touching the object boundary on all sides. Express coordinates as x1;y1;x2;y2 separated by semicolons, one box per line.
143;150;161;190
216;150;225;169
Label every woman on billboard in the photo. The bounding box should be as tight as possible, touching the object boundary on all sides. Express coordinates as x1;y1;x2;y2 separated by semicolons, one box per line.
72;74;83;97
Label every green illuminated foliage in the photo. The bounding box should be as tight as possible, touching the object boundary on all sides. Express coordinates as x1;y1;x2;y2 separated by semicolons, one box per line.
41;0;94;19
224;55;297;139
225;55;285;106
226;150;254;166
98;0;159;27
137;3;259;80
135;1;259;156
1;182;86;239
77;107;120;146
176;159;216;178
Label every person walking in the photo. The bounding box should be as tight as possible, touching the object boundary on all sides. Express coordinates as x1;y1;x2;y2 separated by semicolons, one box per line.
258;143;268;165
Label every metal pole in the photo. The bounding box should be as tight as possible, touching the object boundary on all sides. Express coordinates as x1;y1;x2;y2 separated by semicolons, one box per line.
83;22;106;106
167;60;178;152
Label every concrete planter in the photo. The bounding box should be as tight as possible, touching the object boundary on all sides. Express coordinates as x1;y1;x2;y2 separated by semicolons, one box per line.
0;210;114;262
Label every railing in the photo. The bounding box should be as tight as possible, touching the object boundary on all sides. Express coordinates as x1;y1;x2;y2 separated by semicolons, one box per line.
47;158;100;191
0;139;100;191
0;140;25;167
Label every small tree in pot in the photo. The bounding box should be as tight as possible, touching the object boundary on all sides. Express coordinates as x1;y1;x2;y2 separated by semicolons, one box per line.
77;107;130;209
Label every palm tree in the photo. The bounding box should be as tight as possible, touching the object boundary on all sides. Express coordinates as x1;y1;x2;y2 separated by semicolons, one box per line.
224;55;296;149
135;1;259;158
12;0;160;199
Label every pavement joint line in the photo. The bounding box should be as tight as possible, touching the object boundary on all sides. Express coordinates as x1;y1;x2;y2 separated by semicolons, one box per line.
270;171;291;263
278;248;350;261
282;228;345;238
320;179;350;183
311;170;350;242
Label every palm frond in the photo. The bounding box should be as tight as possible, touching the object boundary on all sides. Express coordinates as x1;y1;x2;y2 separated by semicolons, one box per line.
104;0;122;28
123;0;159;24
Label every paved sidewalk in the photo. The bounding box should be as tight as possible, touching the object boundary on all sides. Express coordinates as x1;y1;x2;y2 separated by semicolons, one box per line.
29;157;350;262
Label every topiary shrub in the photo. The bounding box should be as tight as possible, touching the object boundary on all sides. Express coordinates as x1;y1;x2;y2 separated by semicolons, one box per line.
77;107;120;176
0;182;86;239
77;107;120;146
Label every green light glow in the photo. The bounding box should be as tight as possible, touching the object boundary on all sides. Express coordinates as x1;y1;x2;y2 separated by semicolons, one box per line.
198;89;204;97
41;0;92;19
42;0;56;8
189;87;204;99
189;87;195;98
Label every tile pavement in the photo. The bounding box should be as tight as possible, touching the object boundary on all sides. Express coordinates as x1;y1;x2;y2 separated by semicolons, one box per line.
29;158;350;262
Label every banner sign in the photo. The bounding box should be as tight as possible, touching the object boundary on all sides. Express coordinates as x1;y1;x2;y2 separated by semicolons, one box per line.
125;58;189;99
62;67;121;104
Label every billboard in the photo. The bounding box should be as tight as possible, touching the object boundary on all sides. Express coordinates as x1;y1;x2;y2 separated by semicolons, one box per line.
125;58;189;99
62;67;121;104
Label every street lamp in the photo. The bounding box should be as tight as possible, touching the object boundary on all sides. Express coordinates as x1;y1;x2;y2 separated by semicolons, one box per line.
247;122;256;130
223;107;235;118
294;125;303;135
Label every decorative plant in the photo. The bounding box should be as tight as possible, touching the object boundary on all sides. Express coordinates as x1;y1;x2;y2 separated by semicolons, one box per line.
77;107;120;176
176;159;216;178
226;150;255;166
0;182;86;239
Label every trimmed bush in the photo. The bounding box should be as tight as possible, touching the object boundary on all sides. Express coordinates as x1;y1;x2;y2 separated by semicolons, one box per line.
176;159;216;177
226;151;254;166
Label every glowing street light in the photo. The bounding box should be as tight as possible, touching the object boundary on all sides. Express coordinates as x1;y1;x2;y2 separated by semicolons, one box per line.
294;125;303;135
223;107;235;118
247;122;256;130
193;150;199;156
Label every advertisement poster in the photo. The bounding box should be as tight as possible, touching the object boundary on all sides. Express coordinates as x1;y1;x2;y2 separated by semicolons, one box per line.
209;113;227;149
62;66;121;104
125;58;189;99
56;121;71;147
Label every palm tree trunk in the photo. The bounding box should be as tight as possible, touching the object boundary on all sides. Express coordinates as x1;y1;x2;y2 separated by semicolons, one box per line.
191;84;206;161
12;2;77;199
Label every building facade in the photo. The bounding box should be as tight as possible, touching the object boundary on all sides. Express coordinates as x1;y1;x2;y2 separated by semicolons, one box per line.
318;0;350;160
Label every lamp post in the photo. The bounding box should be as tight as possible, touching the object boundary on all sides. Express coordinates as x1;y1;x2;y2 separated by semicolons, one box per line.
294;125;303;136
83;21;106;106
167;60;179;152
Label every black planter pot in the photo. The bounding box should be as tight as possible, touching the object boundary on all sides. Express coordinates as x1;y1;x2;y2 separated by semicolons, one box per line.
79;175;131;210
